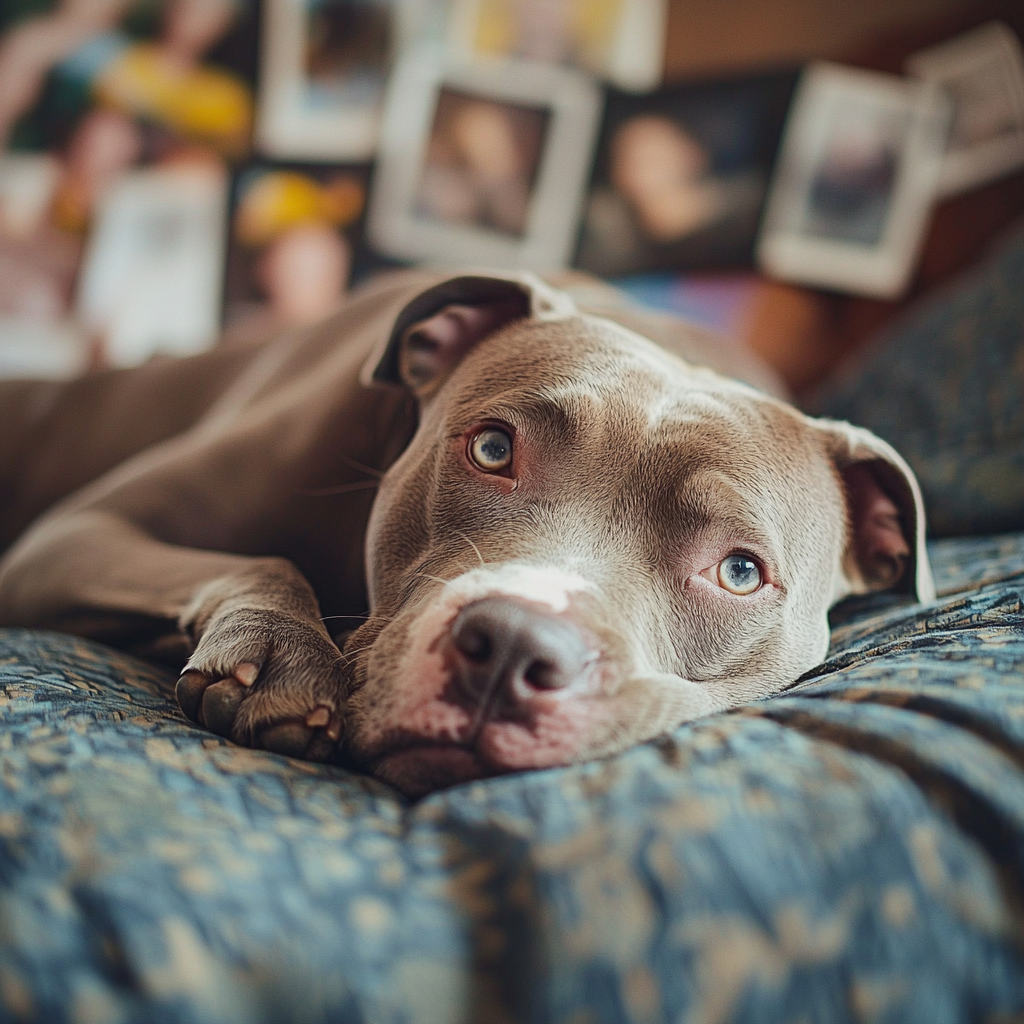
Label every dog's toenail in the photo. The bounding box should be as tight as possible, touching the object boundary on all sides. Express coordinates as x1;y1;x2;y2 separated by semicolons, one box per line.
305;706;331;728
202;679;247;736
233;663;259;686
176;671;209;722
325;714;342;742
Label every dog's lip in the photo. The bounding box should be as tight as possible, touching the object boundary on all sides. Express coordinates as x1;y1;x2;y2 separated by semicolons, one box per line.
356;726;473;762
378;742;481;768
360;730;482;768
372;742;491;793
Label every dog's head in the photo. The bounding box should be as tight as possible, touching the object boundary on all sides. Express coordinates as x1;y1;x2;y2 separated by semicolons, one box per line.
343;273;932;796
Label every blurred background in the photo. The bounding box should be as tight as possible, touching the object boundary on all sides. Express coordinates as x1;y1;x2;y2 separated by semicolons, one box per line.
1;0;1022;399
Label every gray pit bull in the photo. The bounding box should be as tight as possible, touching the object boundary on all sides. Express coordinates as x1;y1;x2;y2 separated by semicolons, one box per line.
0;270;933;797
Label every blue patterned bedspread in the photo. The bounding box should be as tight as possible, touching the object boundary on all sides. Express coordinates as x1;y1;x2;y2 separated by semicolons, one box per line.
2;534;1024;1024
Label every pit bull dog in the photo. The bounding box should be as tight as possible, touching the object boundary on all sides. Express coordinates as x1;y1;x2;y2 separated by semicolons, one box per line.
0;270;933;796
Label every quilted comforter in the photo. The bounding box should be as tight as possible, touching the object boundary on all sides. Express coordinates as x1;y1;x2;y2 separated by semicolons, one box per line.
2;532;1024;1024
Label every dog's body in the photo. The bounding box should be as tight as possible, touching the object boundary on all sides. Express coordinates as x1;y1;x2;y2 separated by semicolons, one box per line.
0;270;933;795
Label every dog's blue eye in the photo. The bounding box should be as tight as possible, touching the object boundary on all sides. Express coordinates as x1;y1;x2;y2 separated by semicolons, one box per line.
469;428;513;472
717;554;762;595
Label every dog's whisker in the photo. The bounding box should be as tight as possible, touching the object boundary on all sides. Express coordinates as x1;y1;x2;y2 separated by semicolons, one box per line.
320;613;393;623
338;644;376;668
296;480;381;497
334;452;386;479
455;530;486;567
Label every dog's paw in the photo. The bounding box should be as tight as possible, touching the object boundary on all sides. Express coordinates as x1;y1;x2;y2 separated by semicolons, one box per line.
174;609;345;762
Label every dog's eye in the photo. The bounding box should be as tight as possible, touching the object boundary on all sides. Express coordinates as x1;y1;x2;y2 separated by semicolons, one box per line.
717;554;762;595
469;428;513;472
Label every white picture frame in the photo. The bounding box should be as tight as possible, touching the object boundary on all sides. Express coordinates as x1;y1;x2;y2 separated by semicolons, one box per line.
77;164;228;366
906;21;1024;199
367;46;602;271
446;0;666;93
256;0;437;161
756;62;951;300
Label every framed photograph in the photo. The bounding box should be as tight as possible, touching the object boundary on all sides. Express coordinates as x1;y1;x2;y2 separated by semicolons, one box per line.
574;70;798;278
366;47;602;271
906;21;1024;198
446;0;666;92
76;162;228;366
257;0;433;161
756;63;951;300
223;161;369;328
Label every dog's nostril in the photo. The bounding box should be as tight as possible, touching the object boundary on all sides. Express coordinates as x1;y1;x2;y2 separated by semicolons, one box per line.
455;624;492;663
523;659;559;689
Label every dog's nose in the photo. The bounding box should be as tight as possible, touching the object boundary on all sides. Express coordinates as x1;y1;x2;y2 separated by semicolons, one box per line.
448;596;594;707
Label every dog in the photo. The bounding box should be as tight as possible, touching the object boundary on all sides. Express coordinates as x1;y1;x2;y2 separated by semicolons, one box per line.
0;270;933;796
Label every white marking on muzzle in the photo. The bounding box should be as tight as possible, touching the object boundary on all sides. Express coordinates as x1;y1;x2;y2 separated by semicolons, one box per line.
444;563;595;612
399;564;597;683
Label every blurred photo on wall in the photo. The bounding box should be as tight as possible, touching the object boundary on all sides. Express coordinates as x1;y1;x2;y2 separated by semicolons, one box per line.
575;71;797;278
0;0;254;377
223;162;368;334
446;0;666;92
415;88;549;237
0;151;86;378
1;0;253;156
802;103;907;246
757;63;951;299
368;47;601;270
257;0;435;160
76;159;228;366
906;21;1024;198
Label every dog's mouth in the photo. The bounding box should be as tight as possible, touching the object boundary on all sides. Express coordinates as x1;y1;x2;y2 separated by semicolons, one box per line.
369;741;493;796
353;720;536;797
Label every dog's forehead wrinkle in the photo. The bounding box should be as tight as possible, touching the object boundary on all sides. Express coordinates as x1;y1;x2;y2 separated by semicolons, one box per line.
448;381;759;475
461;315;709;400
455;336;784;447
452;387;605;439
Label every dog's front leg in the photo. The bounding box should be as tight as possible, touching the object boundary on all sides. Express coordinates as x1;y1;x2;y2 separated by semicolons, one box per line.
0;510;346;761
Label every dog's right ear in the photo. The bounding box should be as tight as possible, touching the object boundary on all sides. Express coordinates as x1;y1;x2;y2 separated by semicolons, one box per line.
810;417;935;604
361;273;576;400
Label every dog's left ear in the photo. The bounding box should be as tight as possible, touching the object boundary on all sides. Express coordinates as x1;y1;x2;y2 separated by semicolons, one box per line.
812;417;935;602
362;273;577;399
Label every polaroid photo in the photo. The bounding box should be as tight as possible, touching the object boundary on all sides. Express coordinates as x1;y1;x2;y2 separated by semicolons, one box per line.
223;161;369;329
756;63;951;300
906;21;1024;198
446;0;666;92
76;162;228;366
575;70;798;278
367;47;602;271
257;0;437;161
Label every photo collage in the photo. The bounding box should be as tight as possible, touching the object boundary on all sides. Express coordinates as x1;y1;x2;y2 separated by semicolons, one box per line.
1;0;1023;373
